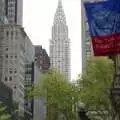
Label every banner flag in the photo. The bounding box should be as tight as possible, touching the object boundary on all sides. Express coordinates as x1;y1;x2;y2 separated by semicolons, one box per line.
84;0;120;56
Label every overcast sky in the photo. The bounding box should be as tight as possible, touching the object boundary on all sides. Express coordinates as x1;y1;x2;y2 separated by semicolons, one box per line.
23;0;81;80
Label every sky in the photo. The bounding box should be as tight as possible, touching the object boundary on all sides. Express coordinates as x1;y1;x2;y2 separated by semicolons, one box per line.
23;0;82;80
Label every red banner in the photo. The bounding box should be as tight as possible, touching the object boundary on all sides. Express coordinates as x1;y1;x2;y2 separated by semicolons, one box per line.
92;33;120;56
84;0;120;56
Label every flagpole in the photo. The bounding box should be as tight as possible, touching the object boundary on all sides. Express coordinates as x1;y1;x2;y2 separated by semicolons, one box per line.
84;0;120;119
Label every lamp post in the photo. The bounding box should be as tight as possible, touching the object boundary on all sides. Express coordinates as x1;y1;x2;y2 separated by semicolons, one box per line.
111;74;120;119
78;103;90;120
110;56;120;119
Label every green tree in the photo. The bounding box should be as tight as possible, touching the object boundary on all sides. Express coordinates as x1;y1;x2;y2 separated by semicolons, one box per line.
78;57;117;120
0;103;11;120
29;69;79;120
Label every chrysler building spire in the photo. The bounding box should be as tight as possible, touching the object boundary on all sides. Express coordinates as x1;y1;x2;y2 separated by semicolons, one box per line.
58;0;62;7
54;0;66;25
50;0;71;80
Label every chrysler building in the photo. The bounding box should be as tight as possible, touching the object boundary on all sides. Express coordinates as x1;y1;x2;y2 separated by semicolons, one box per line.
50;0;71;80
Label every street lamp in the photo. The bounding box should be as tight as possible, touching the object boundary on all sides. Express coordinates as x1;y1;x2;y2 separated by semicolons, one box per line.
78;103;90;120
111;74;120;119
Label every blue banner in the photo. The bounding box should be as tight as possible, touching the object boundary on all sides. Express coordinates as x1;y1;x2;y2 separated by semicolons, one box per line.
84;0;120;37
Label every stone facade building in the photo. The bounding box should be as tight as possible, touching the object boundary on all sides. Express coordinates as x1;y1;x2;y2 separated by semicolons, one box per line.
0;24;26;118
5;0;23;25
0;0;8;24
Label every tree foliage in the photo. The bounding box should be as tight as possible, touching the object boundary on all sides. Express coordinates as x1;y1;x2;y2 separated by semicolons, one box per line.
0;103;11;120
29;69;79;120
77;57;116;120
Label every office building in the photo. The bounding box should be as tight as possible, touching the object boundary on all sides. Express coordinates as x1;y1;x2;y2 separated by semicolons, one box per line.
49;0;71;80
0;0;8;24
5;0;23;25
35;45;50;73
24;62;45;120
0;24;26;119
81;0;93;71
24;41;46;120
33;64;46;120
24;33;35;120
0;0;5;17
0;81;16;118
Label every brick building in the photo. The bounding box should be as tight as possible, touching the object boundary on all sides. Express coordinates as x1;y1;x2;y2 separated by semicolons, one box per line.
35;45;50;73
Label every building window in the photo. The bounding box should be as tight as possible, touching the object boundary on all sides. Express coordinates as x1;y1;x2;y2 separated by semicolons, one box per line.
9;71;12;74
6;48;8;51
6;31;9;36
5;77;8;81
9;76;12;81
14;70;17;74
5;54;8;58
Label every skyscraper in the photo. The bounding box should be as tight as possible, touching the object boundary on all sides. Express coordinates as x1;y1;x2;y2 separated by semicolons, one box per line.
50;0;71;80
0;24;26;118
81;0;93;71
0;0;5;23
5;0;23;25
0;0;8;24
